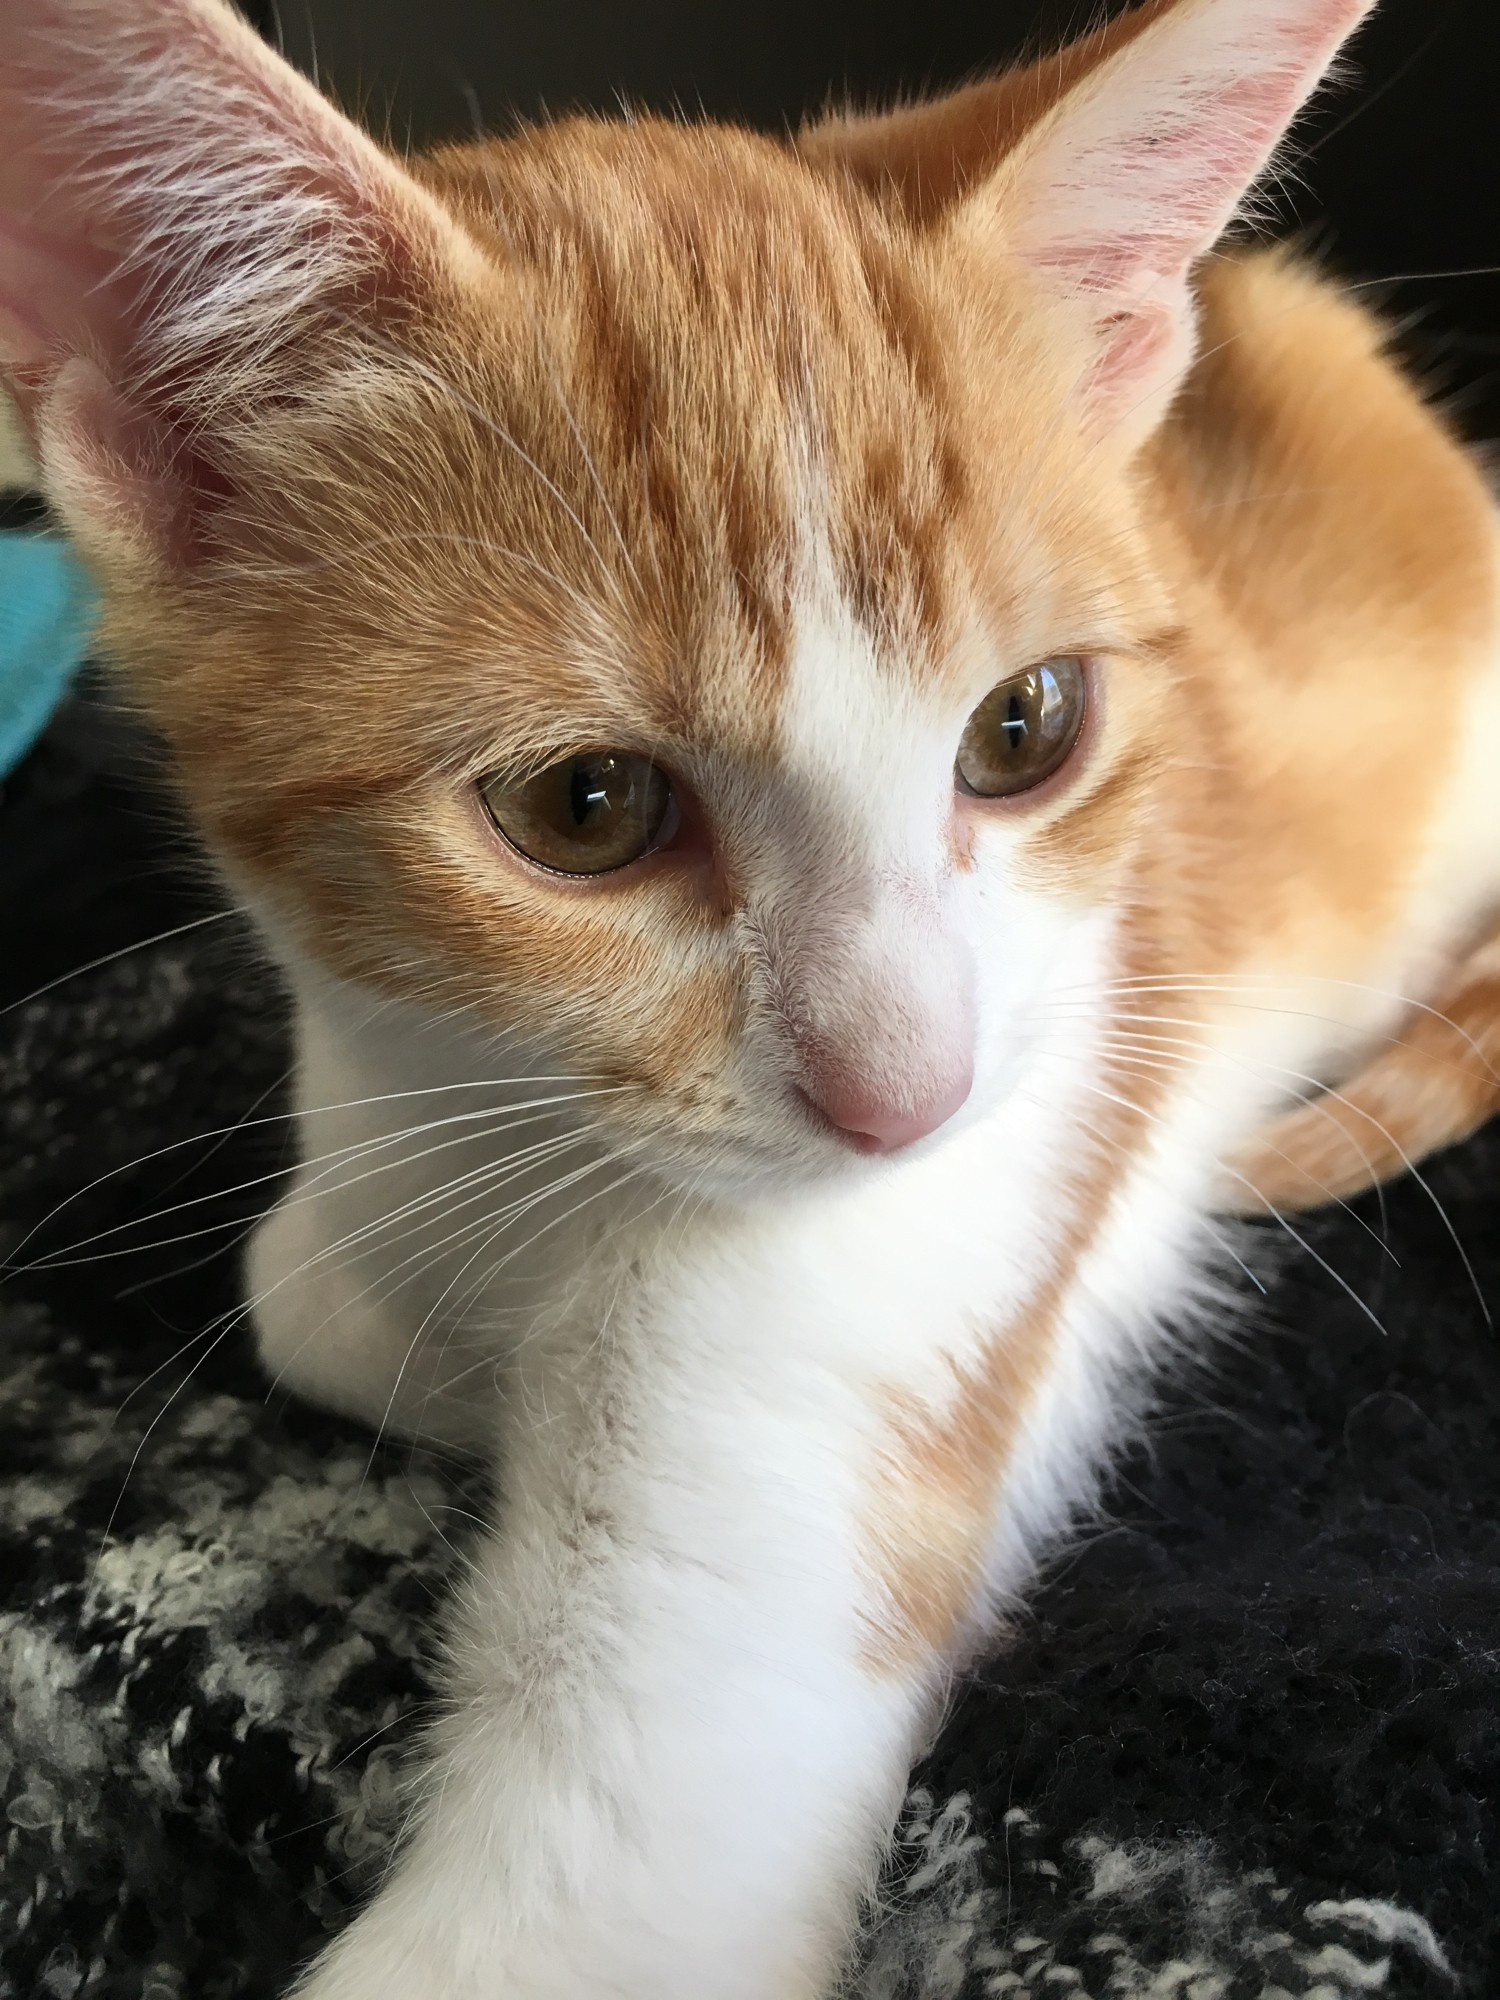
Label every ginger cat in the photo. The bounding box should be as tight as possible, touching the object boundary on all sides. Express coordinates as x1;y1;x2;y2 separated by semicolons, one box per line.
3;0;1498;1992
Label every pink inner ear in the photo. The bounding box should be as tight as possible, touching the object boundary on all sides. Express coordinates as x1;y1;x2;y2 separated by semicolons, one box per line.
1087;293;1187;400
0;6;214;372
0;0;464;565
993;0;1377;421
1024;67;1331;299
34;356;186;560
0;226;114;363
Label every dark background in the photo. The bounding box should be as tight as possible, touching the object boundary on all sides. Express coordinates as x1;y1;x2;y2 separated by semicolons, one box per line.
242;0;1500;435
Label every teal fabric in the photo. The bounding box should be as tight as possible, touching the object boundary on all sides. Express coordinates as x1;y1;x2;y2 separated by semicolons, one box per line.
0;531;96;777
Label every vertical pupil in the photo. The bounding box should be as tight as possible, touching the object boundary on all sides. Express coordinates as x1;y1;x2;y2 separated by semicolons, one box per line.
569;758;612;827
1002;689;1028;750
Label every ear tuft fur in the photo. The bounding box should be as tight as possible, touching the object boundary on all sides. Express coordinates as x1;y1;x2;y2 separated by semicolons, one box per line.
0;0;477;565
962;0;1379;443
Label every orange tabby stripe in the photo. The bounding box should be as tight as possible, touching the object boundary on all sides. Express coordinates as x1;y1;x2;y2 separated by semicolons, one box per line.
1230;924;1500;1214
859;906;1183;1677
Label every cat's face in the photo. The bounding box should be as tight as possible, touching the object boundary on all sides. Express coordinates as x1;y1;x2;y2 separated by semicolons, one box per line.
128;126;1177;1191
0;0;1372;1193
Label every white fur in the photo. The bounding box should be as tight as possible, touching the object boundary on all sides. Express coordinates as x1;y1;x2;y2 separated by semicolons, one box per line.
263;959;1105;1999
260;877;1362;1999
256;604;1431;2000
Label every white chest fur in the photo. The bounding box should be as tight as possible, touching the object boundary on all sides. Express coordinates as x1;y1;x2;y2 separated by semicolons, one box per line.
255;948;1246;2000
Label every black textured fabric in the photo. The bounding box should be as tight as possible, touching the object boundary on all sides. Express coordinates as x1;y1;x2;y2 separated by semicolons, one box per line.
2;687;1497;2000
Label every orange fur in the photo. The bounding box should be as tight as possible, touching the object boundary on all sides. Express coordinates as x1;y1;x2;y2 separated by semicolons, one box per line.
1230;921;1500;1213
6;0;1499;1690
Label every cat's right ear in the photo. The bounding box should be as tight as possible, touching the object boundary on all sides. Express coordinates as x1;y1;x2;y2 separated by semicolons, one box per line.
798;0;1180;223
0;0;482;574
955;0;1378;449
808;0;1377;454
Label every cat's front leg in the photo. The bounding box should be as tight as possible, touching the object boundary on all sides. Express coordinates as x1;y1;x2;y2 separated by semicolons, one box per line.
248;1175;503;1455
247;973;568;1457
288;1300;938;2000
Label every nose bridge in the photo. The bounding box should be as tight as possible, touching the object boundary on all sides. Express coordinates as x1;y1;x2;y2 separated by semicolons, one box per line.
761;818;977;1151
762;736;943;935
800;866;951;1028
738;614;977;1147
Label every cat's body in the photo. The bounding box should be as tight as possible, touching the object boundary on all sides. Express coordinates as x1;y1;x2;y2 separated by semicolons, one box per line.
4;0;1500;1993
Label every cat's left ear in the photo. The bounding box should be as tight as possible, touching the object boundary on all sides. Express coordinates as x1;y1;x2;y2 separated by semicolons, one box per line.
957;0;1379;449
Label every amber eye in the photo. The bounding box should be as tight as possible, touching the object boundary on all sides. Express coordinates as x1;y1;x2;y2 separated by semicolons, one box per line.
956;658;1087;798
480;751;675;875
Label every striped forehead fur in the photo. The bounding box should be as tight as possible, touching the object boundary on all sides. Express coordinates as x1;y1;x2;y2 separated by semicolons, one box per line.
3;0;1420;1176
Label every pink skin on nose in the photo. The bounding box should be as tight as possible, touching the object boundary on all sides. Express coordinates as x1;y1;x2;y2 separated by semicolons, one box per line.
794;1011;976;1154
802;1062;974;1154
779;895;977;1156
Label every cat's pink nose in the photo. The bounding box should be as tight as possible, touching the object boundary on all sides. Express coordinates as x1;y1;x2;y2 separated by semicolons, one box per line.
801;1059;973;1155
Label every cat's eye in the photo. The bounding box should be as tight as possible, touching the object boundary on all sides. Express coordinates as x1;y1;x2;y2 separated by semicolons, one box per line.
956;658;1087;799
480;752;676;875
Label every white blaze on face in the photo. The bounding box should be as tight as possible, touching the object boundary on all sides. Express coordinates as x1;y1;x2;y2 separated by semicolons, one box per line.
744;562;1127;1163
744;595;970;1154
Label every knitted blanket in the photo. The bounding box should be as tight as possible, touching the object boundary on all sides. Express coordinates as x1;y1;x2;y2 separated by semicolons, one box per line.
2;693;1497;2000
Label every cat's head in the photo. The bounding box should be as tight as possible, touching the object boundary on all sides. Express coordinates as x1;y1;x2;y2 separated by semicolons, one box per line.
0;0;1374;1192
